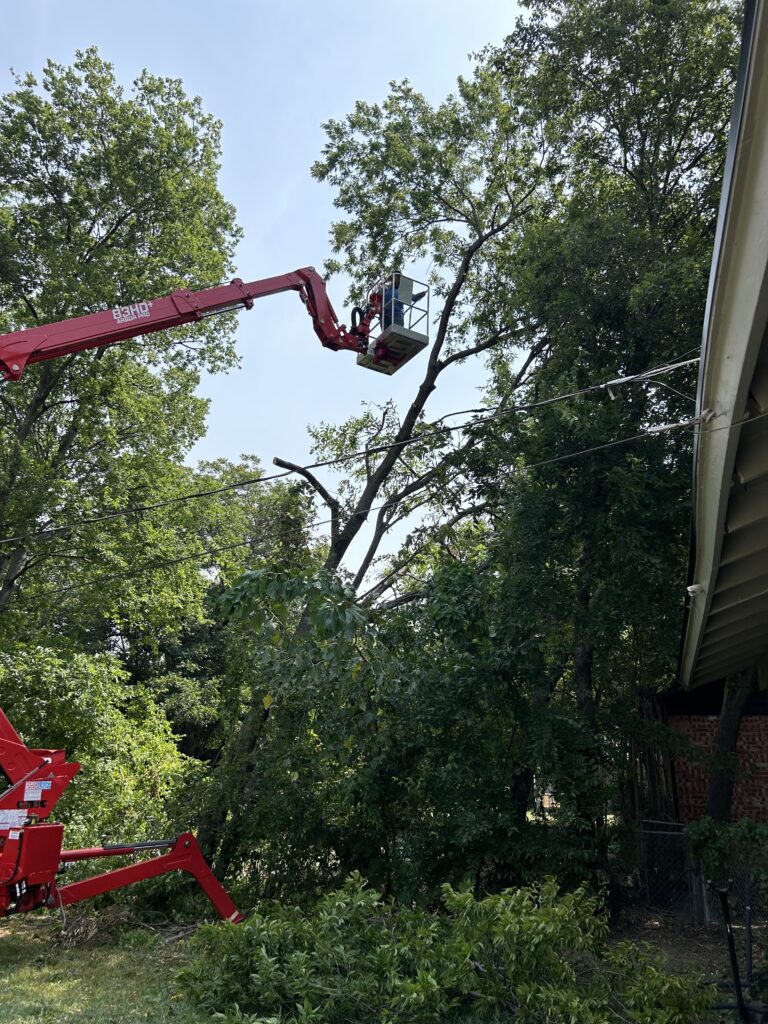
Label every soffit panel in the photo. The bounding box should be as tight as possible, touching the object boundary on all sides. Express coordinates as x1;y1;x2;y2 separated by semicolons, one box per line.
680;0;768;688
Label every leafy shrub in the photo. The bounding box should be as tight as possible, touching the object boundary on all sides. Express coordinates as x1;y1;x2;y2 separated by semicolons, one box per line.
688;816;768;933
689;817;768;880
182;874;713;1023
0;646;189;846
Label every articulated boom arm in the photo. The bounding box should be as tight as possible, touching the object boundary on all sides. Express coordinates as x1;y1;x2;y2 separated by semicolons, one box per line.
0;267;378;381
0;268;427;924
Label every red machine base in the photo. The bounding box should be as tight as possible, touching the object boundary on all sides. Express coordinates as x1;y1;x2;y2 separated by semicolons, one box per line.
0;709;242;922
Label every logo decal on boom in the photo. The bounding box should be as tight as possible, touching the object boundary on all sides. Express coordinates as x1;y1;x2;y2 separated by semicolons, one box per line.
112;301;153;325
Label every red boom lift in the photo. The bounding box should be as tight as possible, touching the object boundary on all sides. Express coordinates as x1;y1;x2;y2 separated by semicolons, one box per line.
0;266;428;921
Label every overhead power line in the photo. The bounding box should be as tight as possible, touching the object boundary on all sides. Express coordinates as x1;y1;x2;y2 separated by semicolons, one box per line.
19;409;713;604
0;352;699;548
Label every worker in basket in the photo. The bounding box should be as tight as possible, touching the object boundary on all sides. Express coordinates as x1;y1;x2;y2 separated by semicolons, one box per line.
382;272;426;329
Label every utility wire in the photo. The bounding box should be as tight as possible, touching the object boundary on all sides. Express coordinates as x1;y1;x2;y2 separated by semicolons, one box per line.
0;353;699;548
0;468;295;546
20;411;706;603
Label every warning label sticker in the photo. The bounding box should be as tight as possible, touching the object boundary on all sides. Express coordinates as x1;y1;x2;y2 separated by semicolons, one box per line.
24;781;52;801
0;810;27;828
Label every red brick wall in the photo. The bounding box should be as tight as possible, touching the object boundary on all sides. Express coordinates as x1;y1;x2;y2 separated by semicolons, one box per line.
669;715;768;822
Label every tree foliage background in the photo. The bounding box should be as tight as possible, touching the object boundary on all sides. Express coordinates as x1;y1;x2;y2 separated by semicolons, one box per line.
0;0;741;914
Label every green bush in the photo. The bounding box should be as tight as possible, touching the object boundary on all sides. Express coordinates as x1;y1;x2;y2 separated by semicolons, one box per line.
0;646;189;846
688;817;768;881
181;874;713;1023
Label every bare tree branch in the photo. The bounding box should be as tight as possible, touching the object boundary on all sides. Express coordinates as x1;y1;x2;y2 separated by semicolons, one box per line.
438;326;525;370
378;590;427;610
21;295;40;322
325;226;503;576
273;456;340;547
364;406;390;481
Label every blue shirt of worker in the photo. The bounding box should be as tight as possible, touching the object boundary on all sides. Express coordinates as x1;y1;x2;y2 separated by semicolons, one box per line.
383;279;405;328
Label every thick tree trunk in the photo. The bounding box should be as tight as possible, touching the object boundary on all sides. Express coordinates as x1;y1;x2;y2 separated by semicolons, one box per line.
196;706;268;864
707;668;756;822
573;548;598;815
0;546;32;612
574;636;594;721
509;766;535;824
573;546;594;722
571;546;610;874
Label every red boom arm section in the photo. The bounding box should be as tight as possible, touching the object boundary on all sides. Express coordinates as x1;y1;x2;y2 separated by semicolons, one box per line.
0;267;381;381
0;709;242;922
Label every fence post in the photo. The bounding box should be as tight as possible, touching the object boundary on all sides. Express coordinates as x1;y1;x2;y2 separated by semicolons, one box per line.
687;845;703;924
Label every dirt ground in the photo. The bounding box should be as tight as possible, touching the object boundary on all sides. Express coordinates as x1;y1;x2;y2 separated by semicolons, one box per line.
612;905;766;979
611;909;768;1022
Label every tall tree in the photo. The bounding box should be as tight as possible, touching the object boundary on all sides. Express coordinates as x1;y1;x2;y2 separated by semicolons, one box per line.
0;49;240;631
198;0;740;895
307;69;555;582
195;59;561;866
463;0;739;836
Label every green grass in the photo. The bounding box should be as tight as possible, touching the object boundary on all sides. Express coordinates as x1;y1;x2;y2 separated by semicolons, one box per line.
0;917;210;1024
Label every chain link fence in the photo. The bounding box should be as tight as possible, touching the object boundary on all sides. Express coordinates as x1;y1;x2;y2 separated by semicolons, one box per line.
634;820;702;918
632;821;768;926
629;818;768;994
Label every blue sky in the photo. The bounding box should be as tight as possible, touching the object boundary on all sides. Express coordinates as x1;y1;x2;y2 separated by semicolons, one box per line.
2;2;516;548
